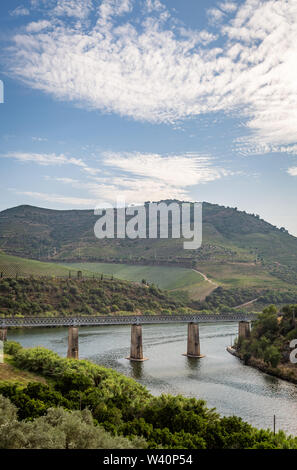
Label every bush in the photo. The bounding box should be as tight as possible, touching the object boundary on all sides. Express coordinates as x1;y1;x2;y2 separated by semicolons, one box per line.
3;343;297;449
4;341;22;356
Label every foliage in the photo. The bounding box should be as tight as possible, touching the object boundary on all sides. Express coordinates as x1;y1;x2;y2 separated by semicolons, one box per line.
1;342;297;449
236;304;297;369
0;395;144;449
0;277;193;317
197;287;297;312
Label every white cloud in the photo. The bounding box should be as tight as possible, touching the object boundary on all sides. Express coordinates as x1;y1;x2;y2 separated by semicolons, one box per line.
6;0;297;151
26;21;52;33
10;6;30;16
145;0;165;13
102;151;230;186
53;0;93;19
207;8;225;24
32;136;48;142
87;178;190;204
55;177;79;184
219;2;238;13
83;151;233;204
287;167;297;176
17;191;96;207
2;152;86;167
82;166;102;176
98;0;133;27
42;150;233;205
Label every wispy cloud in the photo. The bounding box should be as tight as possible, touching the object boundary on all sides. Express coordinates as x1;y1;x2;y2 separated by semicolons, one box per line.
5;0;297;152
87;151;233;203
26;21;52;33
219;2;238;13
102;151;231;186
2;152;86;167
10;6;30;17
53;0;93;19
16;190;96;207
32;136;48;142
34;150;234;204
54;177;79;184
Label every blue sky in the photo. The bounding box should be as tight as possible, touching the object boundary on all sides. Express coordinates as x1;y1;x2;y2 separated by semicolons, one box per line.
0;0;297;234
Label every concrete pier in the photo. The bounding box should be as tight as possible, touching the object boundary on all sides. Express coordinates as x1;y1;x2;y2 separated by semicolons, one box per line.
67;326;79;359
0;328;7;342
184;322;204;358
127;324;148;361
238;321;251;340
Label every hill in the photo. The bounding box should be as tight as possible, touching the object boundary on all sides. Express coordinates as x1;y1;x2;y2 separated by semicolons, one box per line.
61;261;206;290
0;252;92;278
1;201;297;293
0;252;210;300
0;276;194;318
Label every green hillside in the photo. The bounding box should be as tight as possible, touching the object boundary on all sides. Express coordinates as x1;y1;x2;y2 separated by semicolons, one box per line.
1;201;297;292
0;253;98;278
61;262;205;290
0;276;194;318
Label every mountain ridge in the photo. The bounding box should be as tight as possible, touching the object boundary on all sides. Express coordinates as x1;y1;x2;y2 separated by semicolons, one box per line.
0;201;297;289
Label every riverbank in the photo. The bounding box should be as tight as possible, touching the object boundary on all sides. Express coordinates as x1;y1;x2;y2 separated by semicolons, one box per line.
226;347;297;385
1;340;297;449
7;322;297;435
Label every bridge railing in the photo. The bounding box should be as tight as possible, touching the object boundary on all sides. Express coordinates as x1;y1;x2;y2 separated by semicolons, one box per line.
1;314;258;328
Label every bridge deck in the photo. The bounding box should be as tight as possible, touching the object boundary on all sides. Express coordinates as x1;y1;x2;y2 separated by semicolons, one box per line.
1;314;258;328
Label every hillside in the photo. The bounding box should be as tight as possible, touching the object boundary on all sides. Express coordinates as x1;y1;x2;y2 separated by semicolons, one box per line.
0;277;194;318
0;252;95;278
61;261;206;290
1;201;297;291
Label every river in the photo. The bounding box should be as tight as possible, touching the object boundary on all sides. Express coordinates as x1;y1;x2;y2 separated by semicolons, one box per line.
8;322;297;436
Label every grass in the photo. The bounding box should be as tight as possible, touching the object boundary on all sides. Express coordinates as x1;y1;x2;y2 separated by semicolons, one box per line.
196;261;291;289
0;253;76;277
61;262;205;290
0;355;47;385
0;252;210;300
0;253;100;278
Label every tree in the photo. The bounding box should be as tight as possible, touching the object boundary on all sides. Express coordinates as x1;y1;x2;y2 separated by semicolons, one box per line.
0;396;145;449
263;345;281;368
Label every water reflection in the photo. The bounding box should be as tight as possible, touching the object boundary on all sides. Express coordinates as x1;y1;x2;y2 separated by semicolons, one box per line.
129;360;144;380
7;322;297;435
185;356;202;373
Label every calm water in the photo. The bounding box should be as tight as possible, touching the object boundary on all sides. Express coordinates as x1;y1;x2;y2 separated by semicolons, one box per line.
8;323;297;436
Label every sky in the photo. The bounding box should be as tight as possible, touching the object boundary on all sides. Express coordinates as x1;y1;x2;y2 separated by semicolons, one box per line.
0;0;297;235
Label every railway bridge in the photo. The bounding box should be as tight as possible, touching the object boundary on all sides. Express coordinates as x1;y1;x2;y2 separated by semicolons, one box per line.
0;314;257;361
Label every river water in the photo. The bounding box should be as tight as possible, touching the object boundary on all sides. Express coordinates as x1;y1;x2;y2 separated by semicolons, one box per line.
8;322;297;436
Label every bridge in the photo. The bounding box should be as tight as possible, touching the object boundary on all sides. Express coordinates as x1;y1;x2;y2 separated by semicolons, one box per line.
0;313;257;361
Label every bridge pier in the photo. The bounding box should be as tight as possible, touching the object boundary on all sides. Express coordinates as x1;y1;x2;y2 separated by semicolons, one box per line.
67;326;79;359
127;324;148;361
0;328;7;342
238;321;251;340
184;322;204;358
